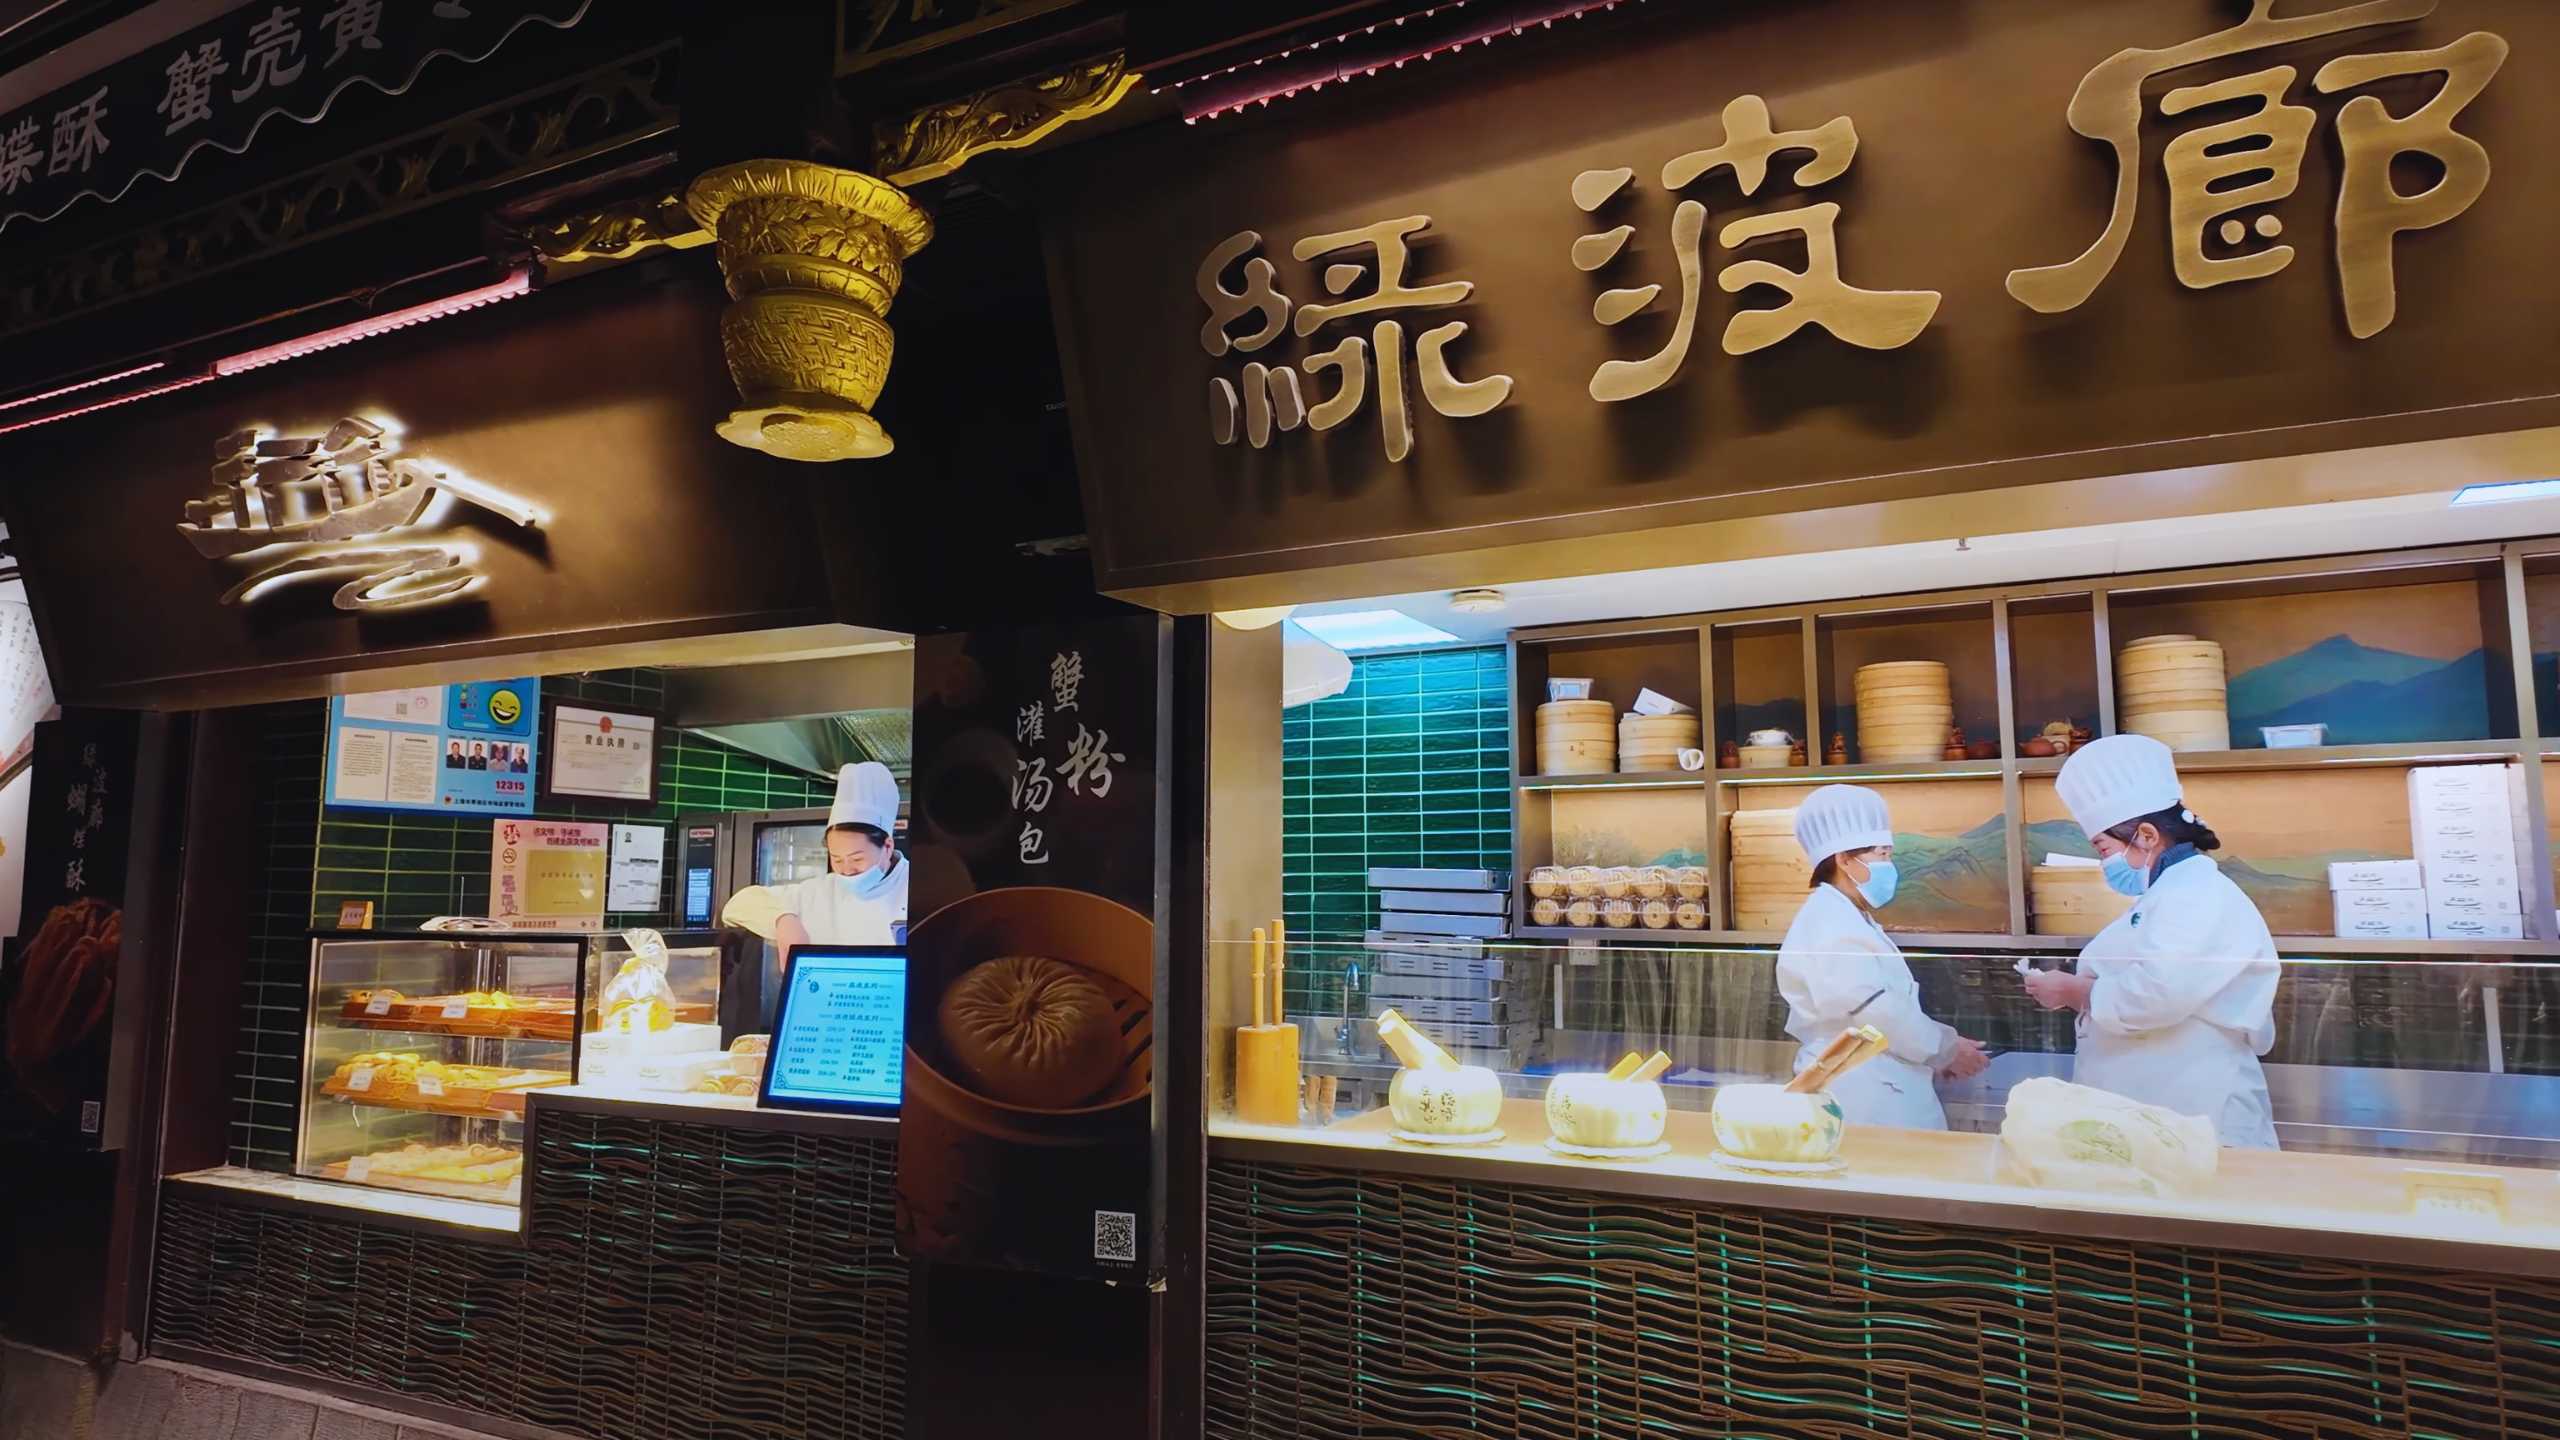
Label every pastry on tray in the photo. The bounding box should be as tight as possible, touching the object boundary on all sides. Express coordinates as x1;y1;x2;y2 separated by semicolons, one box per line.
349;1142;524;1187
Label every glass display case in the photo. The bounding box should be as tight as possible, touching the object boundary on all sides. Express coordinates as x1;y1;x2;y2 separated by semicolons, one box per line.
297;931;588;1208
1215;935;2560;1255
577;929;768;1099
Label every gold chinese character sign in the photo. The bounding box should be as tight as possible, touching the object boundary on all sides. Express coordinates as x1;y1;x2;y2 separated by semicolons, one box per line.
1197;216;1512;464
1576;93;1939;404
178;415;547;611
2007;0;2506;339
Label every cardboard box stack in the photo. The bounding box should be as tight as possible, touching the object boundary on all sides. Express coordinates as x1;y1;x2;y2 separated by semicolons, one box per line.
2327;858;2425;940
2409;766;2523;940
1368;866;1510;938
1337;868;1533;1069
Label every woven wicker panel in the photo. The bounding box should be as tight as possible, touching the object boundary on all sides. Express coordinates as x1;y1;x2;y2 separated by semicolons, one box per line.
154;1110;904;1440
1205;1159;2560;1440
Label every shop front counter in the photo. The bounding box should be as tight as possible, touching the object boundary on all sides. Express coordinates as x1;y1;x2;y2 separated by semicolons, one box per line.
153;1087;905;1440
1204;939;2560;1440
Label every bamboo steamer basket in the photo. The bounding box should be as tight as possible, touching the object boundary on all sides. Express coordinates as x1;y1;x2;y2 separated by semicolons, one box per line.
1729;808;1813;931
1738;743;1793;768
1854;661;1953;763
1617;712;1700;773
2028;864;2137;937
2116;636;2230;751
1538;738;1616;774
1537;700;1618;774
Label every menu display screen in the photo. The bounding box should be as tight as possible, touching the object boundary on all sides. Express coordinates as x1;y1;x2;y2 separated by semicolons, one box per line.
761;947;908;1114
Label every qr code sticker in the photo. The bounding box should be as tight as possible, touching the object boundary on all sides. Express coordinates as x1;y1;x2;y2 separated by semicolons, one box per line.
1093;1210;1138;1264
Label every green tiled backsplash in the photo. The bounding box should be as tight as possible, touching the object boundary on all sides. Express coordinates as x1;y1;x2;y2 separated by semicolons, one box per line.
230;669;838;1171
1282;646;1512;975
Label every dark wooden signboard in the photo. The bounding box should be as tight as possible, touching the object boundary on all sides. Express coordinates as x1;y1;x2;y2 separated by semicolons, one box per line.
1042;0;2560;603
0;272;890;709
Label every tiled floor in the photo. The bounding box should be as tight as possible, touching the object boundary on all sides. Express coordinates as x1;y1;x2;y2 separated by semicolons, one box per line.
1;1345;522;1440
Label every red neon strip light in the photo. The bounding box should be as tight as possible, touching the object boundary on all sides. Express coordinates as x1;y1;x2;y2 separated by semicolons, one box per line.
0;269;534;436
1173;0;1635;123
0;372;216;437
0;361;166;413
214;269;531;376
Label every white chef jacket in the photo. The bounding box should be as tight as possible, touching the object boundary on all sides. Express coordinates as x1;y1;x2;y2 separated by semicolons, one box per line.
1775;883;1957;1130
2070;852;2280;1149
779;857;910;946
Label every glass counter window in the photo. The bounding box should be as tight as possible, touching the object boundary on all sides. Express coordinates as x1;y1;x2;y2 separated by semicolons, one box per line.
1214;936;2560;1256
297;932;587;1208
579;929;767;1100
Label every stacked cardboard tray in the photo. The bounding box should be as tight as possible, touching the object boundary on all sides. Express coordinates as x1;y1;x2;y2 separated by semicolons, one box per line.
1360;870;1531;1070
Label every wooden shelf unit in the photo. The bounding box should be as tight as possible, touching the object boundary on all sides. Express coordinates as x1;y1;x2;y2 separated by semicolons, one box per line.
1506;540;2560;949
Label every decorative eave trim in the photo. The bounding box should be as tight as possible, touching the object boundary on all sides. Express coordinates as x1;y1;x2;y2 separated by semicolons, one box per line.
872;50;1141;186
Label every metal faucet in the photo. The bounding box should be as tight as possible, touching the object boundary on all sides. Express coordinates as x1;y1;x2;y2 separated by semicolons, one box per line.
1336;961;1363;1056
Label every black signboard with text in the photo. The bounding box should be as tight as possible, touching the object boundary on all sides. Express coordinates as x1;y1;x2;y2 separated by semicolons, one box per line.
0;709;138;1148
901;613;1168;1283
0;0;590;236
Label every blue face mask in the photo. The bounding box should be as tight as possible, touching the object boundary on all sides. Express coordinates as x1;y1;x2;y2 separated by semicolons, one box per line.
1855;859;1898;909
2101;852;2148;897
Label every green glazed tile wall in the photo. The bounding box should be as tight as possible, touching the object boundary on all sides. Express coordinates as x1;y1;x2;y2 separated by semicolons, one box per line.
229;670;839;1170
1282;646;1512;954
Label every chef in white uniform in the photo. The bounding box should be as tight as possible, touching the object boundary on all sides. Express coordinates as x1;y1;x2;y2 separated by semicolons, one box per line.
1775;784;1988;1129
772;761;910;951
2029;734;2280;1149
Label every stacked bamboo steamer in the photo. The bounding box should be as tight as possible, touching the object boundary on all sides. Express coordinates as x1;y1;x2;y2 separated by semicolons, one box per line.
2028;864;2137;937
1617;711;1700;772
1728;808;1813;931
1536;699;1616;774
2116;635;2229;751
1854;661;1953;763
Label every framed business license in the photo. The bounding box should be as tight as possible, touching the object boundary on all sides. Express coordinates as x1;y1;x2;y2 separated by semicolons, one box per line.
540;701;663;808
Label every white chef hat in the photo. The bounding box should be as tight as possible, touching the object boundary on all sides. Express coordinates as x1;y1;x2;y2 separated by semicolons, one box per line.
829;761;901;833
2055;733;2183;839
1794;784;1893;863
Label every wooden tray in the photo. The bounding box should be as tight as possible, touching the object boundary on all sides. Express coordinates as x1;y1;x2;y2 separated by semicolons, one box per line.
321;1068;567;1120
321;1158;524;1203
340;996;576;1042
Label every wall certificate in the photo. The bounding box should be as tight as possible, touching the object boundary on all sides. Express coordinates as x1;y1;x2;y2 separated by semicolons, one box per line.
547;705;659;803
489;819;607;931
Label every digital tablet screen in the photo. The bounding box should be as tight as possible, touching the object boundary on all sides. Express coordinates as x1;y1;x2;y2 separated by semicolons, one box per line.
759;946;907;1114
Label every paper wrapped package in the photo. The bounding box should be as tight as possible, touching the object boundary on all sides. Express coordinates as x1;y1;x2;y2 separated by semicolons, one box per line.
1997;1076;2219;1198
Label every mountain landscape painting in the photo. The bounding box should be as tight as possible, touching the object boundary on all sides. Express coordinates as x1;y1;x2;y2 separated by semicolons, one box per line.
1735;779;2008;933
2029;768;2415;936
2119;580;2495;750
2223;635;2493;747
1550;787;1707;869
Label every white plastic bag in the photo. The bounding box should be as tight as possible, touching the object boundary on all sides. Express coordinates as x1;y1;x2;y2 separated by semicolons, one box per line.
600;929;677;1033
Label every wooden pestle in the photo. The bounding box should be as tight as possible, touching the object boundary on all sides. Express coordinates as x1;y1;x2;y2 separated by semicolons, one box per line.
1235;921;1300;1125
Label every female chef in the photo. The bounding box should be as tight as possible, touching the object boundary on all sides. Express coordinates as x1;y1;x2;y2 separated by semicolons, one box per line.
1775;784;1988;1129
772;760;911;950
2028;734;2280;1149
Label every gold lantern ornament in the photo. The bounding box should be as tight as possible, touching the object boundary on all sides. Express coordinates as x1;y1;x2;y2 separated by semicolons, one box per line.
683;160;935;462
